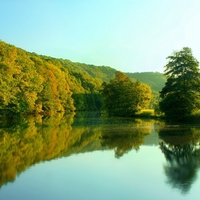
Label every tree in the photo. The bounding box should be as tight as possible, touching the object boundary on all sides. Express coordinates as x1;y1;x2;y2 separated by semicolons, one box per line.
159;47;200;120
101;71;152;116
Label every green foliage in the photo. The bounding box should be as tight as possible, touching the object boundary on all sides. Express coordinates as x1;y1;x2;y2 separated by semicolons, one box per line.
101;71;152;116
159;47;200;120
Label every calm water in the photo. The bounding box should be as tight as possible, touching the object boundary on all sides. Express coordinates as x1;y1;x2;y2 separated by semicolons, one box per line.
0;112;200;200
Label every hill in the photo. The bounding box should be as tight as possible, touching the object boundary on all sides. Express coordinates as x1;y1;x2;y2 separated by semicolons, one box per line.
126;72;166;92
0;40;166;114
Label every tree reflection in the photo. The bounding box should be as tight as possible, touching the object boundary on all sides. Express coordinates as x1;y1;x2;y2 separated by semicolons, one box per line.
0;113;74;188
158;126;200;194
0;115;154;188
0;112;103;188
100;119;152;158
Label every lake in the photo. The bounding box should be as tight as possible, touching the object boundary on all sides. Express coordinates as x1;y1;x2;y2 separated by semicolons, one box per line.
0;112;200;200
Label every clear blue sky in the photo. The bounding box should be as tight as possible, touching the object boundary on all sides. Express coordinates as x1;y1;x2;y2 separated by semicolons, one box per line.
1;0;200;73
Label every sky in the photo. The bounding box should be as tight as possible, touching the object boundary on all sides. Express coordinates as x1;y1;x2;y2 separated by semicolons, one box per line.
0;0;200;73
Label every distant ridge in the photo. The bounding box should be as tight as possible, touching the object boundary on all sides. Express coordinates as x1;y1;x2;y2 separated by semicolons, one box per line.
125;72;166;92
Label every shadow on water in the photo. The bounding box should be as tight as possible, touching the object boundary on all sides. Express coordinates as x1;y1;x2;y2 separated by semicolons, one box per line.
157;125;200;194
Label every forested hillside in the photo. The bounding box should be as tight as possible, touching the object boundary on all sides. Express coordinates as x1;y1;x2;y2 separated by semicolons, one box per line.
126;72;166;92
0;41;115;114
0;40;165;114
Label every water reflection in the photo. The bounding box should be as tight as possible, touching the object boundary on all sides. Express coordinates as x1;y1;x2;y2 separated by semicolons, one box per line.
158;126;200;194
100;119;152;158
0;113;154;188
2;112;200;197
0;112;74;188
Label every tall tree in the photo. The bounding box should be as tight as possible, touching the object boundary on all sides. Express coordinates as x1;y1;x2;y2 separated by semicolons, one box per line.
101;71;151;116
159;47;200;120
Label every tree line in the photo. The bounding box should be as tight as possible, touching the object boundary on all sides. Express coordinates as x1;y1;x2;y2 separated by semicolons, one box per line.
0;41;156;116
1;40;198;121
98;46;200;120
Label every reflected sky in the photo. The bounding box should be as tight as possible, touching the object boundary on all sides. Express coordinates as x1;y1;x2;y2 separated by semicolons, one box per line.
0;148;166;200
1;146;200;200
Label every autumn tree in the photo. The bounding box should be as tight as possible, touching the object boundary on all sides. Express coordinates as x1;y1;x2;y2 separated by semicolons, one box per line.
159;47;200;120
0;41;75;114
101;71;152;116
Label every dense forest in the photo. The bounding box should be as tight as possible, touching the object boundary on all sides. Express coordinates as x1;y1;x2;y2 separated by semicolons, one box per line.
0;40;165;115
